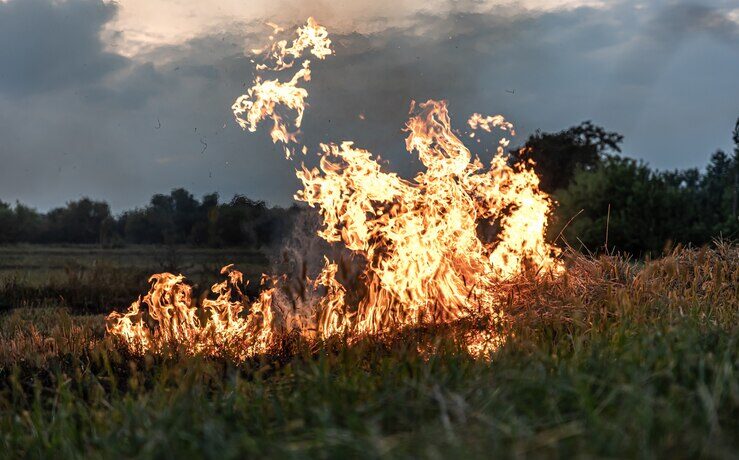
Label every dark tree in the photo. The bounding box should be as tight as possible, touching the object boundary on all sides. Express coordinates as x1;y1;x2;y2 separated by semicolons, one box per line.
516;121;623;193
45;198;112;244
700;150;738;236
215;196;268;247
732;118;739;221
0;201;15;244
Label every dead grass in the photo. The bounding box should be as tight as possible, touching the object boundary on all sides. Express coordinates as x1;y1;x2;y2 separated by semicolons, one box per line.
503;242;738;339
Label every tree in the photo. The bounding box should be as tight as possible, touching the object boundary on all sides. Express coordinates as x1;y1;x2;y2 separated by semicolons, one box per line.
188;192;220;246
516;121;623;193
0;201;15;244
13;203;44;243
170;188;199;243
45;198;112;244
701;150;737;236
215;196;268;247
554;156;709;255
732;118;739;222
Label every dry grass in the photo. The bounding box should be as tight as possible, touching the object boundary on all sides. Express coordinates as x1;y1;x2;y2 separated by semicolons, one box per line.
503;242;738;336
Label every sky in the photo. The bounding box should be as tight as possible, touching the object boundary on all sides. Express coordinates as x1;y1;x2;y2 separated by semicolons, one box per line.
0;0;738;212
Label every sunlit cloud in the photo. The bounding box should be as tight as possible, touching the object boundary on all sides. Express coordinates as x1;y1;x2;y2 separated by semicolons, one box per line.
105;0;608;58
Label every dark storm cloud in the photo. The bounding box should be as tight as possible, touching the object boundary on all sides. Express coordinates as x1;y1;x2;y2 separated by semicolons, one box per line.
614;2;739;86
81;62;169;110
651;3;739;43
0;0;125;95
297;6;636;175
0;0;738;212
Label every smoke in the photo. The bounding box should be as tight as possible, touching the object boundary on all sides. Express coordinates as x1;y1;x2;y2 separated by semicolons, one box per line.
267;207;372;335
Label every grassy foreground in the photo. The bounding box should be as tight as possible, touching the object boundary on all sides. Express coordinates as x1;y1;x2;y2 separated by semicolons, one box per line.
0;244;737;458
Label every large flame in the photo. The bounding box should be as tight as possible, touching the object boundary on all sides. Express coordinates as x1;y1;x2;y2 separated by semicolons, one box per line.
107;18;561;359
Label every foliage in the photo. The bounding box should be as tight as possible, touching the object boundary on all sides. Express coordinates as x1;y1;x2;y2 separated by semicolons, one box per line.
1;118;738;256
516;121;623;193
552;152;739;255
0;246;269;314
0;190;301;250
518;117;739;255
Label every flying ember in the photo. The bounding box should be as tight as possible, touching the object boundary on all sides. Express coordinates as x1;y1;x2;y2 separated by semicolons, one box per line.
106;17;562;359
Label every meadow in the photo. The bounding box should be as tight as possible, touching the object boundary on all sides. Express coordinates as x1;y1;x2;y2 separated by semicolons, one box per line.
0;243;737;458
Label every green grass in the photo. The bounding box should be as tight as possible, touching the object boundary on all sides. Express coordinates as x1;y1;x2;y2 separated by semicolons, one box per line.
0;244;737;459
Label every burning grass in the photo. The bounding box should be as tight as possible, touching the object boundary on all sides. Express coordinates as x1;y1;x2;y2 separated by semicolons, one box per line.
0;245;269;314
0;245;737;458
5;243;737;366
107;18;564;357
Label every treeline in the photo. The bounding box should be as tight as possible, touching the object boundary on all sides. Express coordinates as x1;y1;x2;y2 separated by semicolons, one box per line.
0;118;737;255
0;190;300;248
521;119;739;255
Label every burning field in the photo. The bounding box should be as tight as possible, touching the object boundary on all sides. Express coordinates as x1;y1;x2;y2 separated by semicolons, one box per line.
106;18;562;360
1;17;738;460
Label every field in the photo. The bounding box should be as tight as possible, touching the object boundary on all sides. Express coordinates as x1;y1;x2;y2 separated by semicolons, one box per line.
0;244;737;458
0;245;270;313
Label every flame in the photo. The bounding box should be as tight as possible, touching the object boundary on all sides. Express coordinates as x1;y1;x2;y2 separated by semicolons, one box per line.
107;18;562;359
297;100;561;337
232;17;332;158
106;265;277;359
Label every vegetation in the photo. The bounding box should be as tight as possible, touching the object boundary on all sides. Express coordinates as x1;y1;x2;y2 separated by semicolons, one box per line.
0;244;736;458
1;119;737;458
527;119;739;255
0;245;270;314
0;191;300;249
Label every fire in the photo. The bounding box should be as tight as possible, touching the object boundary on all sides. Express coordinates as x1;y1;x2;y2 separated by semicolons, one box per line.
231;17;332;158
107;18;562;359
106;266;277;359
298;99;560;338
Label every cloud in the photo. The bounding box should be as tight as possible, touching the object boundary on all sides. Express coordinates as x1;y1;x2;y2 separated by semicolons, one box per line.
0;0;737;212
649;3;739;44
293;6;628;175
0;0;126;95
80;62;170;110
612;2;739;85
106;0;606;56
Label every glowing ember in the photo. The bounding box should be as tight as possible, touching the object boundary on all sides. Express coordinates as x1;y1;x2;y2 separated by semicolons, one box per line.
106;17;562;359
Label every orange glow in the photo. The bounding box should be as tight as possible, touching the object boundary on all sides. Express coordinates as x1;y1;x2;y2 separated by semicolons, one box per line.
107;18;562;359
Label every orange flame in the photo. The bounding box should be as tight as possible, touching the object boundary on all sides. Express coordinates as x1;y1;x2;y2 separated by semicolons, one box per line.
297;100;561;338
232;17;332;158
106;266;277;359
107;18;561;359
